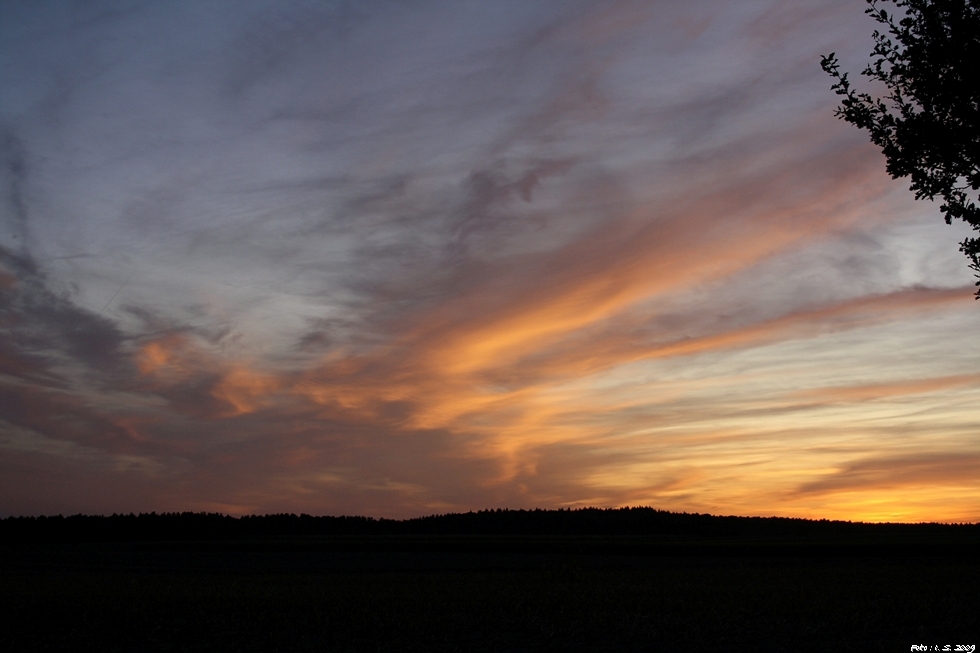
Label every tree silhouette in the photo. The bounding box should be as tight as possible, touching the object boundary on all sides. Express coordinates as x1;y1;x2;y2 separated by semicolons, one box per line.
821;0;980;295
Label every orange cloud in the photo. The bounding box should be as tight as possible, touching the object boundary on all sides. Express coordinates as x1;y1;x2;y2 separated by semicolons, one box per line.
392;146;911;390
136;335;196;376
522;285;973;386
135;333;283;419
794;452;980;497
210;366;281;417
285;268;972;494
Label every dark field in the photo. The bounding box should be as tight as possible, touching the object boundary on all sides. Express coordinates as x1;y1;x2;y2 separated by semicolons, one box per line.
2;511;978;651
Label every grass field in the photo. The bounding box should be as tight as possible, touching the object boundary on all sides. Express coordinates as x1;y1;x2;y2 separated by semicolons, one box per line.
2;538;977;652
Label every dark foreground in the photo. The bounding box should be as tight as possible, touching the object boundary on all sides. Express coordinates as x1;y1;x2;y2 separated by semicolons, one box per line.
2;510;977;652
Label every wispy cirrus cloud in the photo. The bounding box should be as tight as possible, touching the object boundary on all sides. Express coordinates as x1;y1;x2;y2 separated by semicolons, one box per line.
794;452;980;497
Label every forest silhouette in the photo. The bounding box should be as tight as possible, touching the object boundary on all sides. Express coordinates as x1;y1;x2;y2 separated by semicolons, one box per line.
3;507;977;555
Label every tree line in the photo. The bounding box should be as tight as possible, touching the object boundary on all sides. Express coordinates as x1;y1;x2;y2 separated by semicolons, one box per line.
2;507;975;542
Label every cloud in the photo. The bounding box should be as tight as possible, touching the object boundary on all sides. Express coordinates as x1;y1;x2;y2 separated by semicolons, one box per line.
0;129;29;250
0;0;977;520
792;374;980;404
793;452;980;497
0;246;130;387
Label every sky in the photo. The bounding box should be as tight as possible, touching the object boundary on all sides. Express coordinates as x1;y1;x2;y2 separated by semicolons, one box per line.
1;0;978;522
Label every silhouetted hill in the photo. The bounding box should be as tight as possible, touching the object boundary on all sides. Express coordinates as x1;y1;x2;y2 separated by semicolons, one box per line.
3;508;979;650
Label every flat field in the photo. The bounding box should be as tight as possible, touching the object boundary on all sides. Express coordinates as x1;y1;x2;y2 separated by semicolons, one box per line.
2;535;977;652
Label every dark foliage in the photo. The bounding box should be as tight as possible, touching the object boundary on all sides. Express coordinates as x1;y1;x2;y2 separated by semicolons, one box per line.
821;0;980;293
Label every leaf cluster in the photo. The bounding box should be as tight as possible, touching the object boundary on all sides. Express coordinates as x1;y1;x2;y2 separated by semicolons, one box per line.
821;0;980;293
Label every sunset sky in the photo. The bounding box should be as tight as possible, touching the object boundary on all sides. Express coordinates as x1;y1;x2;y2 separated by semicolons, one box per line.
1;0;978;522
